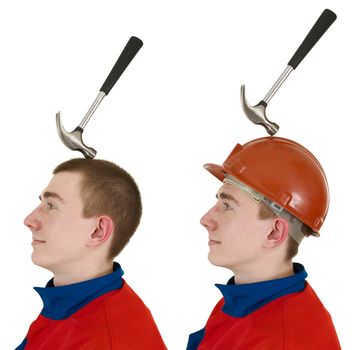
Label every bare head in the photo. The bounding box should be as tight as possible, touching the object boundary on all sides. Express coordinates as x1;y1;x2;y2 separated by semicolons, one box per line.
53;158;142;260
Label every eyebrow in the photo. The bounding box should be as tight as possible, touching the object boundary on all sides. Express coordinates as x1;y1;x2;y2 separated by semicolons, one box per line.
216;192;240;206
39;191;64;203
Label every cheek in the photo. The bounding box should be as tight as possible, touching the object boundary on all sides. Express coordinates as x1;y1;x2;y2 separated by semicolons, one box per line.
220;217;246;240
220;217;260;250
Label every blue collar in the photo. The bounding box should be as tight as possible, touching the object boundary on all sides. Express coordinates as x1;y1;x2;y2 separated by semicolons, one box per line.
34;262;124;320
215;263;307;318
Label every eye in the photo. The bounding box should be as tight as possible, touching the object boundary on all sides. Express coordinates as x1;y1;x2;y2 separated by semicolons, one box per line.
46;202;56;210
223;202;231;210
216;194;234;211
220;201;233;211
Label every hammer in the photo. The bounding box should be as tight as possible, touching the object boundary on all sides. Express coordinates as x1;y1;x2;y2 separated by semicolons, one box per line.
56;36;143;158
241;9;336;135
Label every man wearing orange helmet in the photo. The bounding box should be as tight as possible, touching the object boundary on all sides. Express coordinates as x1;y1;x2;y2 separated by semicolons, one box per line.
186;137;341;349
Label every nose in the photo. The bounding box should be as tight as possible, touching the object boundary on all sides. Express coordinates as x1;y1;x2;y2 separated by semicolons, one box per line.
24;207;41;231
200;206;217;231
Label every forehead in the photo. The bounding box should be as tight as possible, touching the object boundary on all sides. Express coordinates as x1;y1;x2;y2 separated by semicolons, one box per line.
218;183;259;207
44;171;83;199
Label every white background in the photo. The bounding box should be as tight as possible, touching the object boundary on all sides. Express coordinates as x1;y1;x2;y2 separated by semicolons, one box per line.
0;1;351;349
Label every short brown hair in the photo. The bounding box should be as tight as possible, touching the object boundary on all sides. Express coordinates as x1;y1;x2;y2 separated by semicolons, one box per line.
54;158;142;259
257;202;299;260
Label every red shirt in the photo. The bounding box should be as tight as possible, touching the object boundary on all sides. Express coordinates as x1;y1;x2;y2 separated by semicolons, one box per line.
16;264;167;350
187;264;340;350
197;283;340;350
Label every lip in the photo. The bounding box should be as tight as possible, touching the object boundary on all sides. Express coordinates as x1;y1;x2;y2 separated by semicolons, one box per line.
32;239;46;245
208;239;221;246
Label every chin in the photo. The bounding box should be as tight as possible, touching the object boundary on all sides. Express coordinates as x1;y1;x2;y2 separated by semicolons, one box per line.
208;252;235;271
31;252;51;270
208;251;224;267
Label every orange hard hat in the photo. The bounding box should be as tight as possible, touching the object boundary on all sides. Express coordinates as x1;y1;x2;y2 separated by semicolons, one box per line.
204;137;329;235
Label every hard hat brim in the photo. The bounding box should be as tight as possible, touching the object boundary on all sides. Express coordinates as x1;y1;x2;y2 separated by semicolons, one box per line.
204;163;227;182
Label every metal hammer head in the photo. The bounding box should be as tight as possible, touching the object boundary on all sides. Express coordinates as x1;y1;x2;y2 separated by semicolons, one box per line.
56;112;97;159
240;85;279;136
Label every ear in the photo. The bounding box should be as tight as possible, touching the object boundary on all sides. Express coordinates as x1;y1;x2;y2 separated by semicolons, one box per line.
87;216;114;247
263;217;289;248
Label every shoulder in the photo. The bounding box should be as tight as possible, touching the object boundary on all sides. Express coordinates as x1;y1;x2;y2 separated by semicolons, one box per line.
102;280;167;349
284;282;334;321
103;280;153;316
273;282;341;349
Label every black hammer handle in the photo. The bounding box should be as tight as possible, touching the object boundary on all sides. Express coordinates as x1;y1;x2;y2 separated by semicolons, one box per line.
288;9;336;70
100;36;143;95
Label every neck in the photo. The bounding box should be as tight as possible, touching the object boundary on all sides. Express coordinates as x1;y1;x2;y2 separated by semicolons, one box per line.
51;260;114;286
230;258;294;285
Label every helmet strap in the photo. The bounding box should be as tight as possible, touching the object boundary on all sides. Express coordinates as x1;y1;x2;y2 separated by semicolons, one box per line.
224;174;305;244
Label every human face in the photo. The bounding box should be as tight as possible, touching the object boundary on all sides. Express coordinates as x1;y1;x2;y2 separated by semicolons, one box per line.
200;183;274;273
24;171;97;274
